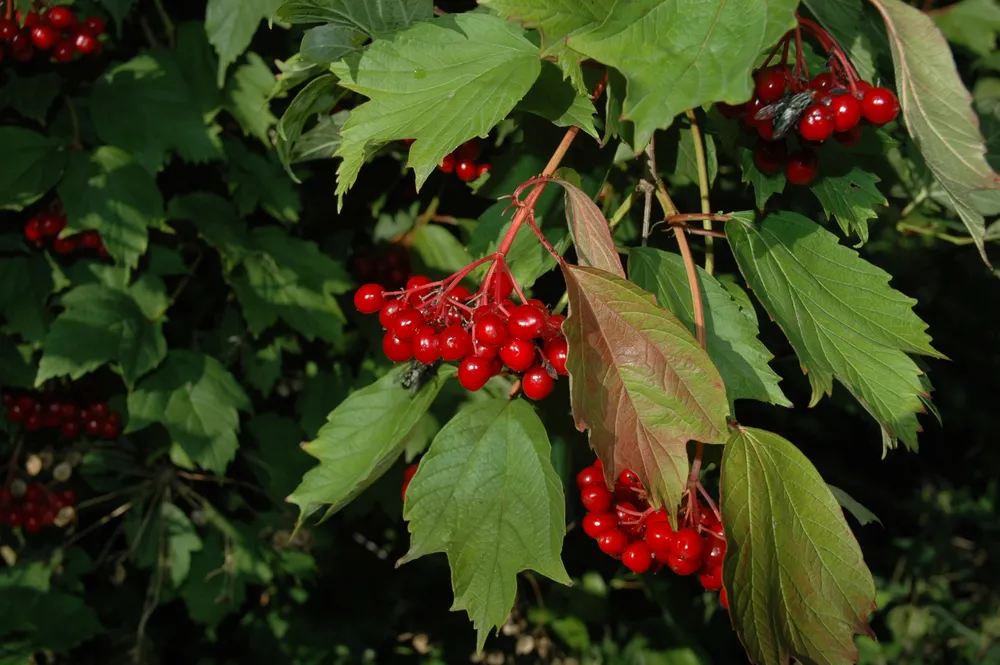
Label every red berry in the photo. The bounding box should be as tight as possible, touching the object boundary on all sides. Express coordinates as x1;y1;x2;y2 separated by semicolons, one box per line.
73;29;99;55
59;489;77;506
622;541;653;573
645;520;675;552
785;150;819;185
59;403;77;421
23;514;41;533
38;214;66;237
24;484;42;502
24;413;43;431
699;569;723;591
401;463;418;501
405;274;432;292
16;395;36;413
411;326;440;365
835;125;862;147
458;356;492;391
52;236;76;254
390;307;424;341
378;300;405;329
861;86;900;126
717;102;744;119
12;43;35;61
498;337;536;373
24;218;43;242
582;511;617;538
0;18;17;40
79;230;101;249
597;529;629;556
798;103;835;142
455;160;478;182
85;418;102;436
489;272;514;300
102;419;119;439
353;283;385;314
382;332;413;362
666;552;701;576
84;16;106;35
543;314;565;339
455;139;481;162
705;538;726;567
853;80;873;97
670;528;705;562
754;66;787;104
543;337;568;376
439;324;473;361
756;117;777;142
30;24;59;50
580;485;613;513
810;72;837;92
90;403;109;419
576;465;603;490
521;366;554;401
753;139;787;174
829;93;862;133
18;11;41;27
720;587;730;609
743;96;769;129
60;420;79;440
449;285;471;302
473;313;507;347
477;164;490;178
438;153;456;174
7;509;23;528
617;469;642;491
47;7;77;29
106;411;121;428
507;304;546;340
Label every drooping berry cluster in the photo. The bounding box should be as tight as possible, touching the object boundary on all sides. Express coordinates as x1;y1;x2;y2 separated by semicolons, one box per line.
22;210;108;258
354;267;568;399
3;392;122;441
0;6;105;65
351;244;411;290
576;460;728;608
435;139;490;183
0;480;76;533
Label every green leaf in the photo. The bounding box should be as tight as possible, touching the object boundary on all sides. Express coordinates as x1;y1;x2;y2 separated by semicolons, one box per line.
274;0;432;32
674;127;717;187
246;413;312;502
36;285;167;388
400;399;570;650
95;0;137;33
331;13;542;203
721;426;876;665
552;177;624;277
0;127;67;211
58;147;166;269
294;366;352;438
933;0;1000;58
0;255;54;342
223;139;301;223
0;71;62;124
224;52;280;145
516;61;598;138
300;24;368;65
726;212;944;450
0;334;35;390
276;73;344;177
180;533;248;626
800;0;880;83
90;51;224;173
291;111;347;163
411;224;472;276
0;588;102;653
739;144;785;209
126;350;252;474
811;166;887;244
288;365;453;520
562;265;729;520
125;502;203;588
629;247;790;411
827;484;883;527
566;0;799;149
869;0;1000;266
206;0;283;85
169;192;250;263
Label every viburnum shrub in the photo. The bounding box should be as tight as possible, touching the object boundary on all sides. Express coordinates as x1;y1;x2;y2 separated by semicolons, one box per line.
0;0;997;662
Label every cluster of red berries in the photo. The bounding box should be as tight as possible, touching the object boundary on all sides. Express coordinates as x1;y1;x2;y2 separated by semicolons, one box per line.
576;460;728;608
720;67;900;185
0;481;76;533
353;270;568;399
3;392;122;441
0;7;105;65
351;244;411;290
436;138;490;183
22;210;108;258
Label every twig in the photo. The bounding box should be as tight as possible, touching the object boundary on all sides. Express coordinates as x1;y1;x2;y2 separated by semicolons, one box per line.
641;138;658;246
666;212;731;225
685;110;715;275
151;0;176;49
676;225;726;239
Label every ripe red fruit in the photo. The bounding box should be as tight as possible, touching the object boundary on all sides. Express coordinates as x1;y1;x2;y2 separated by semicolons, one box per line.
411;326;440;364
438;153;456;173
85;418;102;436
543;337;568;375
390;307;424;341
24;218;43;243
618;469;642;491
73;29;99;55
79;230;101;249
489;271;514;300
91;402;109;418
810;72;837;92
521;366;555;401
53;236;76;254
861;86;900;126
7;509;23;528
59;489;77;506
47;7;77;29
743;96;768;128
699;569;723;591
455;139;481;162
439;325;472;361
85;16;106;35
582;511;617;538
498;337;535;372
666;553;701;576
0;18;17;40
576;465;603;490
756;118;777;142
798;104;835;142
458;356;492;391
597;529;629;556
785;150;819;185
455;160;478;182
829;93;862;132
670;528;705;561
705;538;726;567
401;464;418;501
25;484;42;502
24;413;43;431
18;11;41;27
102;419;119;439
622;541;653;573
38;214;66;237
378;300;405;329
544;314;565;338
835;125;862;147
30;24;59;50
382;332;413;362
754;66;787;103
580;485;613;513
507;304;546;340
474;313;508;347
59;402;77;420
477;164;490;178
12;42;35;61
353;283;385;314
753;139;787;174
24;514;41;533
645;520;675;552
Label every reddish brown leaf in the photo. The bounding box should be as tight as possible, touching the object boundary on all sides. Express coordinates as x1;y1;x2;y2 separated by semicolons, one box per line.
562;265;728;519
550;177;625;277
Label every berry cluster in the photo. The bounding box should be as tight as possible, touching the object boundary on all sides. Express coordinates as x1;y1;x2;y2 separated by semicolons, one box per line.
0;481;76;533
0;7;105;65
576;460;728;608
3;392;122;441
435;139;490;183
351;244;411;290
353;269;568;399
23;210;108;258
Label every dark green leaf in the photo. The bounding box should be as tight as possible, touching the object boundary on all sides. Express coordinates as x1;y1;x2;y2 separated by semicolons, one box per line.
0;255;54;342
206;0;283;85
739;145;785;209
800;0;880;83
246;413;312;503
0;335;34;390
95;0;137;33
274;0;432;33
276;73;344;177
811;166;887;244
933;0;1000;58
0;72;62;124
291;111;347;163
224;52;280;145
0;127;67;211
300;24;368;65
224;139;301;223
827;484;883;527
0;588;102;653
125;501;203;588
516;61;598;138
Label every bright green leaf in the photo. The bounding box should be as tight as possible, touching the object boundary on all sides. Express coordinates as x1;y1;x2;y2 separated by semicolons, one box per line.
300;24;368;64
411;224;472;275
516;61;598;138
721;426;876;665
673;127;718;187
933;0;1000;58
273;0;432;33
811;166;887;244
206;0;283;85
400;399;570;650
727;212;944;450
0;127;67;211
225;52;280;145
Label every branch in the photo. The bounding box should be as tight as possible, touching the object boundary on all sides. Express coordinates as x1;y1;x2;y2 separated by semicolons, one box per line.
685;110;715;275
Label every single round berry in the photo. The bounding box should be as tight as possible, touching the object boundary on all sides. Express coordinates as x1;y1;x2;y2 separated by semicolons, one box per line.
477;164;490;178
580;484;613;513
59;402;77;421
669;527;705;562
19;11;41;27
38;214;66;237
597;529;629;556
645;520;675;553
622;541;653;574
401;463;418;501
829;93;862;133
79;230;101;249
85;418;102;436
73;29;99;55
53;236;76;254
10;28;32;52
753;139;787;174
405;274;432;292
85;16;106;35
835;125;862;147
490;272;514;300
24;413;43;431
61;421;80;440
699;569;723;591
861;86;900;126
853;80;873;98
382;332;413;362
0;18;17;40
24;219;43;243
754;66;787;104
450;285;471;302
717;101;744;119
582;511;617;538
618;469;643;491
498;337;536;373
378;300;405;329
455;160;478;182
439;324;473;361
411;326;441;365
30;24;59;50
798;104;835;142
543;337;568;375
543;314;565;339
47;7;77;29
507;304;546;340
743;96;768;128
353;283;385;314
474;313;508;347
458;356;492;391
756;118;777;142
24;514;41;534
521;366;555;401
439;153;456;173
90;402;109;419
390;307;424;341
12;43;35;62
785;150;819;185
666;552;702;576
102;419;119;439
576;465;603;490
705;538;726;567
810;72;837;92
455;139;481;162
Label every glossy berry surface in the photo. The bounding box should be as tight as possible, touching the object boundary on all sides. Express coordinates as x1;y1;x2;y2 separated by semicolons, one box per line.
597;529;629;556
798;104;835;142
785;151;819;185
499;337;535;372
580;485;613;513
582;511;616;538
576;466;603;490
455;160;478;182
507;304;546;340
458;356;492;391
754;66;787;103
861;87;900;125
829;93;862;132
622;541;653;573
544;337;568;375
382;332;413;362
353;283;385;314
521;366;554;401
